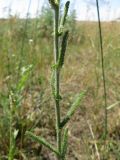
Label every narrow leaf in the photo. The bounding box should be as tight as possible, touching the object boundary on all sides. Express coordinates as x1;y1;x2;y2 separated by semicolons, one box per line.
58;31;69;69
61;128;68;160
59;1;70;34
26;131;60;156
60;92;85;128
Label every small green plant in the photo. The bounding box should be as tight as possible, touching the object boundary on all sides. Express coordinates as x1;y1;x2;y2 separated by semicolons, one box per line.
26;0;85;159
6;65;32;160
8;91;19;160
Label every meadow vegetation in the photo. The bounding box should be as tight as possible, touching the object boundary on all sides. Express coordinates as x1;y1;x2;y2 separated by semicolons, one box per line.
0;1;120;159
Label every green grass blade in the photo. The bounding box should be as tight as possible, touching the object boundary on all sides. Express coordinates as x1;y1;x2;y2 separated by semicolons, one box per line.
96;0;108;140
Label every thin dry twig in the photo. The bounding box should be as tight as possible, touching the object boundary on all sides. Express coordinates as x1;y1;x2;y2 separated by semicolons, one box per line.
87;120;101;160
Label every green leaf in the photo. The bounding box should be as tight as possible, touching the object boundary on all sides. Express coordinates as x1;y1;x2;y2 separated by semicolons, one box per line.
60;91;85;128
26;131;60;156
58;31;69;69
59;1;70;34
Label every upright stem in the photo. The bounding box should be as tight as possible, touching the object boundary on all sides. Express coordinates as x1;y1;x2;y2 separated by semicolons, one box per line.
96;0;108;140
54;7;61;158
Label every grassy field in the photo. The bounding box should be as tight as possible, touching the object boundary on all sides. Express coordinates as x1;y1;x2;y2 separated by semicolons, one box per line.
0;17;120;159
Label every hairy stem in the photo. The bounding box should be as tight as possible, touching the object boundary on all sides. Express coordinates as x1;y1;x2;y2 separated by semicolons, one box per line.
54;7;61;158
